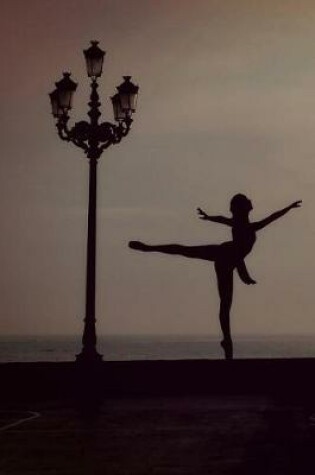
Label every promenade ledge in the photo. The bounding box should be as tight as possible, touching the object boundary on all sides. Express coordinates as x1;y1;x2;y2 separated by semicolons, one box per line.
0;358;314;402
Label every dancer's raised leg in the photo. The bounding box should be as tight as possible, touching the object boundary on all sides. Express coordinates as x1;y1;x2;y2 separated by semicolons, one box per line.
215;262;234;359
129;241;218;261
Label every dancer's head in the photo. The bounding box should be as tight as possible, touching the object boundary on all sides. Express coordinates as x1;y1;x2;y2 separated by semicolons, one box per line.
230;194;253;216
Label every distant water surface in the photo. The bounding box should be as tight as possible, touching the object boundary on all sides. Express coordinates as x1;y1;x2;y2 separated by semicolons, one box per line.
0;334;314;362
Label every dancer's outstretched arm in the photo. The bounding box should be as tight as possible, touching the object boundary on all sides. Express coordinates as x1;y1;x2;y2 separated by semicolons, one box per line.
253;201;302;231
197;208;232;226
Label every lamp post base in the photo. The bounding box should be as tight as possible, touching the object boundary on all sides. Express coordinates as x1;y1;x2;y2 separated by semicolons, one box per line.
76;348;103;364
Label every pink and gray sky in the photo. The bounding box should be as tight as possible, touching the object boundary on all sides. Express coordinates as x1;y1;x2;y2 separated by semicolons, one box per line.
0;0;314;336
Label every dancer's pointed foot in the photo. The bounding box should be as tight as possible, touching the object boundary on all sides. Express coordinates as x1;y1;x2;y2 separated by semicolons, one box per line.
243;277;256;285
129;241;149;251
220;339;233;360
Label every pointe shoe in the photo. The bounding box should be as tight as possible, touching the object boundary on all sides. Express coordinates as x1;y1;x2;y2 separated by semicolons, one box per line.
220;339;233;360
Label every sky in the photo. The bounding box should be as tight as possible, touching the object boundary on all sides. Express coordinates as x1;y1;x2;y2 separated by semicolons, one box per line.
1;0;315;337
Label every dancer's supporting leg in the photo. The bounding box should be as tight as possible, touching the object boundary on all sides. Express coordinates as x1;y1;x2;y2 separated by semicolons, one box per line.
215;262;234;359
129;241;218;261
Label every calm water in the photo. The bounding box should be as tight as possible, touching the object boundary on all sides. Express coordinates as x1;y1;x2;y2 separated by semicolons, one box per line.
0;334;314;362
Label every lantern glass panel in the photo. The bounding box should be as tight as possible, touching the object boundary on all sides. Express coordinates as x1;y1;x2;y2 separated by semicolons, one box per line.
111;94;125;121
129;92;138;112
49;90;63;118
119;93;130;112
57;89;74;110
85;56;103;78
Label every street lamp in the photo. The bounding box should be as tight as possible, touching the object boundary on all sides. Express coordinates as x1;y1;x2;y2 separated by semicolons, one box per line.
49;41;139;363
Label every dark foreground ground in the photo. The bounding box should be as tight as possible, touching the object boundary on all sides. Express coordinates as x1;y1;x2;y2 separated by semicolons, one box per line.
0;359;314;474
1;395;314;474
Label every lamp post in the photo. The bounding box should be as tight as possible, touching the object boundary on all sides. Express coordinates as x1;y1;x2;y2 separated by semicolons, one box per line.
49;41;139;363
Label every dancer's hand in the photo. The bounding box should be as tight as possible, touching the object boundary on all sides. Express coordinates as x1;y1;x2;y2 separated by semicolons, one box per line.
129;241;149;251
244;278;256;285
289;200;302;209
197;207;209;220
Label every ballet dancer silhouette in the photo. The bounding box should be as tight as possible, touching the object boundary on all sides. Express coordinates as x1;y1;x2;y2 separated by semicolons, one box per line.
129;194;302;359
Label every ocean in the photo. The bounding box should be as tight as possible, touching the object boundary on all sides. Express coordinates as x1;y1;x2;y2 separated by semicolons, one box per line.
0;334;314;362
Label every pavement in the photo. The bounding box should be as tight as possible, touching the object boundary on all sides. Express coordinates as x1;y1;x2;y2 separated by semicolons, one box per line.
0;395;314;474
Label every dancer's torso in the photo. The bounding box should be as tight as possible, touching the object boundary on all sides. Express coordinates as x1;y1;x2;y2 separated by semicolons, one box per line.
231;222;256;258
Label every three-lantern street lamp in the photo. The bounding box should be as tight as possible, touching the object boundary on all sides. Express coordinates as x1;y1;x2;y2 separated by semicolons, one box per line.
49;41;139;363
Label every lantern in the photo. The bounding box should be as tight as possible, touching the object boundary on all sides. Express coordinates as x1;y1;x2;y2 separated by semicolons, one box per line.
55;72;77;111
116;76;139;114
84;41;106;79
